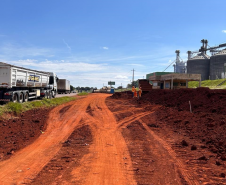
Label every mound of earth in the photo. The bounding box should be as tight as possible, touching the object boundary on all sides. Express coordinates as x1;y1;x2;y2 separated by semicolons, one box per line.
140;87;226;114
111;88;226;160
0;108;51;161
111;91;133;99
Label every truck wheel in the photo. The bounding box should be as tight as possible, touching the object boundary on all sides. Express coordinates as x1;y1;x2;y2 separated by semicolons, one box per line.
46;92;50;99
12;93;18;103
49;92;52;99
52;91;56;98
24;93;29;102
18;93;23;103
44;92;48;99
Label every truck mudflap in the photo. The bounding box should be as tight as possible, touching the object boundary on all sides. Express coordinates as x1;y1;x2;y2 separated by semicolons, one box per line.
0;99;10;102
0;90;3;99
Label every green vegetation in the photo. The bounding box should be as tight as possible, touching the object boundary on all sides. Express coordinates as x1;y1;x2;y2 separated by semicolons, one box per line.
188;79;226;89
115;88;131;92
78;92;89;96
0;96;76;116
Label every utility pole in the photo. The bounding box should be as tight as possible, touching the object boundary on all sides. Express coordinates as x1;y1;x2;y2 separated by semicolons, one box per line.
131;69;135;86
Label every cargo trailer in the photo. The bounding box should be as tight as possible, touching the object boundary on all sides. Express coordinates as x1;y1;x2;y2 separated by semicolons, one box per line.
57;79;70;94
0;62;58;103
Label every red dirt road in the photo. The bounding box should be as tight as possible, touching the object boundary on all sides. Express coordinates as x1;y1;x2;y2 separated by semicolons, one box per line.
0;93;225;184
0;94;136;185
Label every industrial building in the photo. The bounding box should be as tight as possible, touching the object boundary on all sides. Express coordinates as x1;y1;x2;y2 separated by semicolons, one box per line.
187;40;226;81
173;50;186;73
144;39;226;90
148;72;201;89
187;53;210;81
210;49;226;80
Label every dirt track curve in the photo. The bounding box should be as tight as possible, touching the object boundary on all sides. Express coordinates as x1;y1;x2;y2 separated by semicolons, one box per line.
0;93;222;184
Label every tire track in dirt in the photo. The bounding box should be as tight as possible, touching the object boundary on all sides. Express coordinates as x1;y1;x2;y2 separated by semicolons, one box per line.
70;94;136;185
30;124;93;185
0;96;91;184
0;94;137;185
117;112;153;129
139;119;200;185
122;120;187;185
106;97;200;185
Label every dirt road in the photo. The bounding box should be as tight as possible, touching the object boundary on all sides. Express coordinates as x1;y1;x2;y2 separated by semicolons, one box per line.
0;93;223;184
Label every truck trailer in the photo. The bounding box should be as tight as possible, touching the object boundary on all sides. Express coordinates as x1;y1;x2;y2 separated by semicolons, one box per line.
0;62;58;103
57;79;70;94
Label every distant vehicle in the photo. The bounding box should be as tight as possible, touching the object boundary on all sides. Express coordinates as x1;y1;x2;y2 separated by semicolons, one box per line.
0;62;58;103
57;79;70;94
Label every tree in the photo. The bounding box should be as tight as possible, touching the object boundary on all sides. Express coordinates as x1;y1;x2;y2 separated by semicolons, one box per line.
70;85;74;91
117;86;122;89
127;83;132;88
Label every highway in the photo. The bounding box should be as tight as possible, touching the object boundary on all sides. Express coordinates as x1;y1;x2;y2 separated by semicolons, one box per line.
55;92;77;98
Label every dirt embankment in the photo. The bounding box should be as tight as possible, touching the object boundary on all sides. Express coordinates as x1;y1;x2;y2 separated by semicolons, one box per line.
112;88;226;155
0;108;51;161
0;92;225;184
138;88;226;157
111;89;226;181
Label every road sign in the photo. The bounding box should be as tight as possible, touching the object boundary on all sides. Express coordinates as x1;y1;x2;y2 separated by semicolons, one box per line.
108;81;115;85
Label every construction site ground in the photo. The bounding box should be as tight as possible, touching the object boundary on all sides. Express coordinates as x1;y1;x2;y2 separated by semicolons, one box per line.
0;89;226;185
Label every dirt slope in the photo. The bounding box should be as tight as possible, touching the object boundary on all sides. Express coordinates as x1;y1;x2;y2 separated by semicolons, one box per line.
0;92;225;184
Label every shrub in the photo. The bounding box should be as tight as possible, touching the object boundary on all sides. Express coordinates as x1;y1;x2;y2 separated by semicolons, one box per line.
78;92;89;96
6;102;23;115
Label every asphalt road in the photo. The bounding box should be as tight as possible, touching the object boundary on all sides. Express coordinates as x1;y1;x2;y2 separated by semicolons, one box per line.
55;93;77;98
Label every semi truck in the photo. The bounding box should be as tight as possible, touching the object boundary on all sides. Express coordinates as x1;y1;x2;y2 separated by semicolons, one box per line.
0;62;58;103
57;79;70;94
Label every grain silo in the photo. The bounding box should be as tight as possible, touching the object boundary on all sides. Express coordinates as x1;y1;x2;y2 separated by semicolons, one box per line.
187;53;210;81
173;50;186;73
210;49;226;80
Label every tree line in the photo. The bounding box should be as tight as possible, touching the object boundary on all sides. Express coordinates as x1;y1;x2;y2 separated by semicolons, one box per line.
70;85;97;92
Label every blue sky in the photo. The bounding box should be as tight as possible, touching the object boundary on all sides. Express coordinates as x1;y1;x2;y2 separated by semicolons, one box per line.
0;0;226;88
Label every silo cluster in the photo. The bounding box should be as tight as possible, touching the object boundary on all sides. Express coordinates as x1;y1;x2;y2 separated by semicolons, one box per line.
173;50;186;74
186;40;226;81
187;53;210;81
210;49;226;80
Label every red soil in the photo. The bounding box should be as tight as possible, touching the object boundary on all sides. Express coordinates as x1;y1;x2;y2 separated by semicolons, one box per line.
0;91;226;184
0;108;51;161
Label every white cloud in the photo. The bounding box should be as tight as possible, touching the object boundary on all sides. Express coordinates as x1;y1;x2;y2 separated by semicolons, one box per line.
5;59;106;73
222;30;226;33
114;75;128;79
63;72;131;88
102;47;109;50
0;43;54;58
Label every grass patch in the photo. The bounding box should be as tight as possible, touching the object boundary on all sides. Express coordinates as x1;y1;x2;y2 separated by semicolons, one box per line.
78;92;89;96
6;102;23;114
0;96;76;116
188;79;226;89
114;88;132;92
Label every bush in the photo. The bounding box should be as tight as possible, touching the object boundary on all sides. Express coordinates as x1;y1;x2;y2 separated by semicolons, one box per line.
6;102;23;115
30;101;44;108
78;92;89;96
0;96;76;117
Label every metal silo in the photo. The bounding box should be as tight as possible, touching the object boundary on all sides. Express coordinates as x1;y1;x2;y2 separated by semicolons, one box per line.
173;50;186;73
210;49;226;80
187;53;210;81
